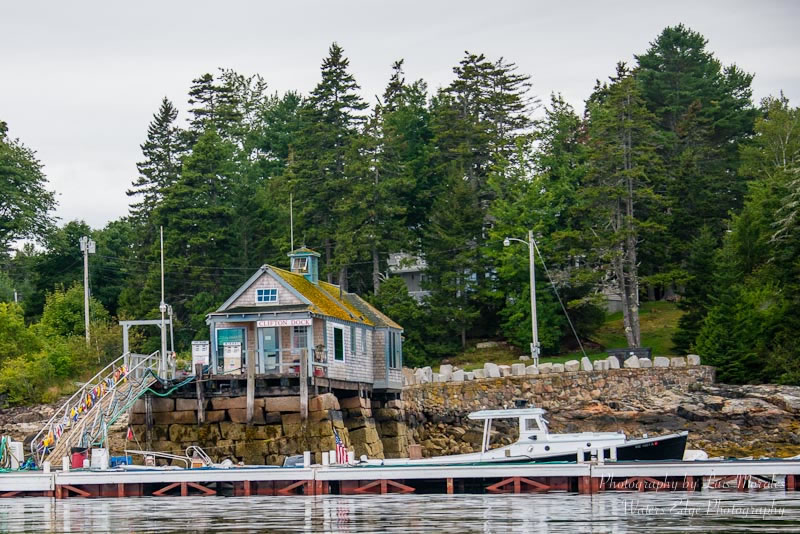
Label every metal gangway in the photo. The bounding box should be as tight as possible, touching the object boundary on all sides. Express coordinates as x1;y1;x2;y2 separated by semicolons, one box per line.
31;351;168;466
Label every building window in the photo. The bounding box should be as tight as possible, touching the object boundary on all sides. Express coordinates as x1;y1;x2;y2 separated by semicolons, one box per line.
350;325;356;356
333;328;344;361
292;257;309;273
361;327;367;354
256;288;277;303
293;326;307;349
387;331;401;369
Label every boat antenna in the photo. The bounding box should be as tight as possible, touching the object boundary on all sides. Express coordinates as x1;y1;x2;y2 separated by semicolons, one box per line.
530;239;588;359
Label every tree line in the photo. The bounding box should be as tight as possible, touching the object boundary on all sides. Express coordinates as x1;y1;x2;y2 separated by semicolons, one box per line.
2;24;798;388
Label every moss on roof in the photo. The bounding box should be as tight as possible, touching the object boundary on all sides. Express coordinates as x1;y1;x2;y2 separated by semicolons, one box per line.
270;267;373;325
317;281;373;323
344;293;403;330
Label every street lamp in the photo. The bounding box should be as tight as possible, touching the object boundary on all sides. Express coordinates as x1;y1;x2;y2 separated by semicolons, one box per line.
503;230;540;368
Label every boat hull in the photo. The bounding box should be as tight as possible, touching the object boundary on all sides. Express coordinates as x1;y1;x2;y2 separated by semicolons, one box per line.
523;432;688;463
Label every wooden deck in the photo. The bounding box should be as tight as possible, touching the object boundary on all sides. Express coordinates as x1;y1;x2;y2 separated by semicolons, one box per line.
3;459;800;499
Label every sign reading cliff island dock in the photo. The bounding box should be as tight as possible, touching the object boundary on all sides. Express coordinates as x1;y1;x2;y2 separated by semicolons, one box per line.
256;318;313;328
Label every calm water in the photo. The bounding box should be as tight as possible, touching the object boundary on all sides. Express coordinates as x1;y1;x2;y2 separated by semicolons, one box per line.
0;491;798;533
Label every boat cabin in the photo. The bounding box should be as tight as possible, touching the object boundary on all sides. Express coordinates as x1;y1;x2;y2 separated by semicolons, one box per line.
469;408;550;452
205;248;404;392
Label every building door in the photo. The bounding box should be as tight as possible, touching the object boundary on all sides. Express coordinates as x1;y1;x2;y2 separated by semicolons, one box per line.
258;327;279;373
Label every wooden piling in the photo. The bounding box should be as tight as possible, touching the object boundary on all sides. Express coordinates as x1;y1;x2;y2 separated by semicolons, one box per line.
195;364;205;424
246;352;255;424
300;348;308;420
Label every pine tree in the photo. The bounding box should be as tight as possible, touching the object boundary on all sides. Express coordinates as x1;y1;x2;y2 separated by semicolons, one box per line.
127;97;181;224
283;43;367;283
634;25;757;294
582;64;664;348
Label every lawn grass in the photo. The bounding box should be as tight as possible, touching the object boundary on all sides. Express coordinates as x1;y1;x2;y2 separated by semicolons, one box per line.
435;301;683;372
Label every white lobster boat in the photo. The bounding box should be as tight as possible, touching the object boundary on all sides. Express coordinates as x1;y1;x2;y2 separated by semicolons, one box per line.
364;406;687;466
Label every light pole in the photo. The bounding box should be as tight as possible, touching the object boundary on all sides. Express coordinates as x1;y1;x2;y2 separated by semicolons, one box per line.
504;230;540;368
79;236;96;344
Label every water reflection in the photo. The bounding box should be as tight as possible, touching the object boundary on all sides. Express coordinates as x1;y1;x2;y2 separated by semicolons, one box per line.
0;491;797;533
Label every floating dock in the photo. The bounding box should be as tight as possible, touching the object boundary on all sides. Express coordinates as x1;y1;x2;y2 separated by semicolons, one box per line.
1;459;800;498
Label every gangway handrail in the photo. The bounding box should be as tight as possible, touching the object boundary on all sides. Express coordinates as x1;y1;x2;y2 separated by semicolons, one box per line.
31;350;162;464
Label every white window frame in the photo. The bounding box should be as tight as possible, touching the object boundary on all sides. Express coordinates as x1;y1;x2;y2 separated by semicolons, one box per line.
256;288;277;304
292;257;309;273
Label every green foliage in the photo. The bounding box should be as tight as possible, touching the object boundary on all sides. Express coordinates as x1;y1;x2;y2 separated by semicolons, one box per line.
672;226;718;354
0;302;41;363
39;283;110;338
369;277;429;367
0;121;56;251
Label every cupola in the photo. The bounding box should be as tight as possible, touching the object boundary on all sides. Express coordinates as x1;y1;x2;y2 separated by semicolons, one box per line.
288;247;321;284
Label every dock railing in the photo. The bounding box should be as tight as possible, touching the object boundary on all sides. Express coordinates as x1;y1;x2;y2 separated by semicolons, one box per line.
31;350;164;465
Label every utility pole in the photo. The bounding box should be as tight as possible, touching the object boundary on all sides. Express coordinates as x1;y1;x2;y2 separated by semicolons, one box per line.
159;226;168;375
79;236;96;344
528;230;540;368
290;192;294;252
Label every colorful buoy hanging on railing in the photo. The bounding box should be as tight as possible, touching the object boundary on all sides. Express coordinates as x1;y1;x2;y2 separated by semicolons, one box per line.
35;365;129;457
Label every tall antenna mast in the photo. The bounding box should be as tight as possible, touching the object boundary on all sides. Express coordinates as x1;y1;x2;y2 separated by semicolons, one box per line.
290;192;294;251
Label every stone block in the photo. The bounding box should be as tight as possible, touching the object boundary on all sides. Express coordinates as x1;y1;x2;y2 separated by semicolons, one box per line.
687;354;701;366
176;398;204;411
346;407;373;418
339;396;368;409
623;356;640;369
653;356;670;368
402;367;415;385
465;372;475;381
639;357;652;368
228;408;266;424
670;357;687;368
498;365;512;377
373;408;401;421
607;357;620;369
433;373;444;382
210;397;248;411
350;425;380;445
243;424;282;441
282;413;303;436
266;454;286;466
169;424;198;443
382;436;409;455
308;419;333;437
129;412;145;425
132;399;146;414
421;366;433;382
476;341;500;349
234;440;269;464
552;363;565;373
150;425;170;442
526;364;539;375
213;439;234;458
439;364;453;380
149;397;174;413
264;411;282;424
511;363;526;376
385;399;402;409
580;356;593;372
153;410;196;425
484;363;500;378
265;396;301;413
473;368;486;379
593;360;604;371
219;422;248;441
564;360;580;372
378;420;407;437
310;393;340;412
204;410;226;423
538;362;553;374
452;370;465;382
196;424;222;442
519;355;530;361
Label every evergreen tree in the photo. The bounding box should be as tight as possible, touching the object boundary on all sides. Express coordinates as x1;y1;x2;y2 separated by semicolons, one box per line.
154;127;238;339
283;43;367;283
127;97;182;224
634;25;757;294
582;64;664;348
488;94;603;353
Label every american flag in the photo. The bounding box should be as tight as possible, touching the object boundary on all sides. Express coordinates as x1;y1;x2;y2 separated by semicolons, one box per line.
333;428;348;464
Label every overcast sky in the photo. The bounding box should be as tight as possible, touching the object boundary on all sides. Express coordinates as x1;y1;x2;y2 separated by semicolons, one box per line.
2;1;799;230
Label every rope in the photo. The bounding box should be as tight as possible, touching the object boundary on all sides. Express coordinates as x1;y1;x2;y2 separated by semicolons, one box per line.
531;239;589;359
